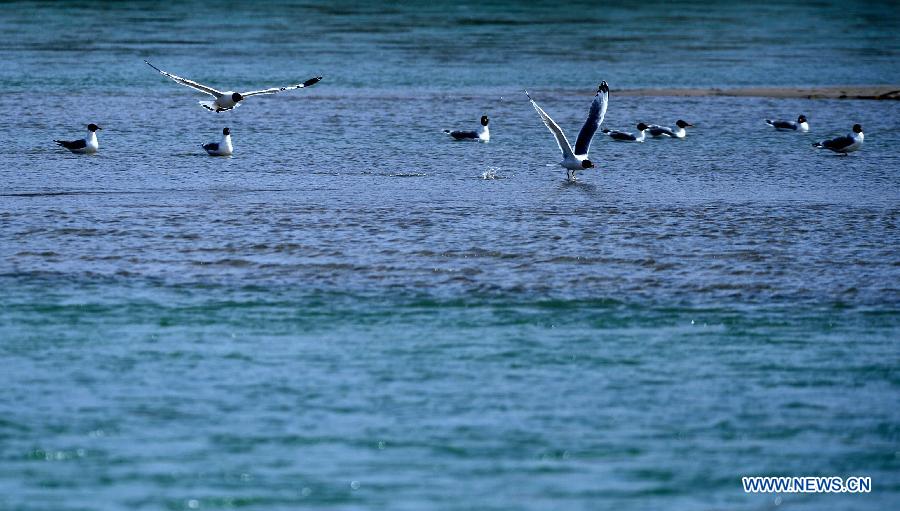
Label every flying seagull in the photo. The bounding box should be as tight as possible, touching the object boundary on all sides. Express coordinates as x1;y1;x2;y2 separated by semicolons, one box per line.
524;82;609;181
145;60;322;112
813;124;864;154
444;115;490;142
203;127;233;156
55;123;101;154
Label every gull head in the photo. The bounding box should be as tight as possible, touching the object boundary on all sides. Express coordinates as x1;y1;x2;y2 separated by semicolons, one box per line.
232;92;244;103
223;127;231;135
581;159;594;169
481;115;489;126
87;123;101;132
676;120;693;128
853;124;863;134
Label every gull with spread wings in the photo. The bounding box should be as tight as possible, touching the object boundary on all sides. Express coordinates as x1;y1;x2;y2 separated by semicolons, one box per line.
144;60;322;112
524;82;609;181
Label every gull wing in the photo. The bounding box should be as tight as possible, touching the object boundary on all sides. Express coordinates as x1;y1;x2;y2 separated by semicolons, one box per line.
446;130;479;140
55;139;87;150
144;60;222;97
606;130;633;141
648;125;674;137
766;119;796;130
823;134;854;151
574;81;609;156
242;76;323;97
524;90;575;160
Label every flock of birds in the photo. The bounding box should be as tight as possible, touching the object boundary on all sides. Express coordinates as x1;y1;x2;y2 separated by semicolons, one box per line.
447;83;864;181
55;61;322;157
54;63;866;181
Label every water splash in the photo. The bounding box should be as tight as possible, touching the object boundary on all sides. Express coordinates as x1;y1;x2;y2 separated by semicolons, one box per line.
481;167;500;180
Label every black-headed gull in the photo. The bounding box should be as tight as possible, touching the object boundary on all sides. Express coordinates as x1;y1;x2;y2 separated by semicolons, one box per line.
203;128;233;156
444;115;490;142
602;123;650;142
145;60;322;112
766;114;809;132
524;82;609;181
55;124;101;154
647;120;693;138
813;124;864;154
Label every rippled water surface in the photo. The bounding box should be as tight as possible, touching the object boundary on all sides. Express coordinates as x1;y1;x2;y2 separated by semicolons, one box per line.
1;1;899;510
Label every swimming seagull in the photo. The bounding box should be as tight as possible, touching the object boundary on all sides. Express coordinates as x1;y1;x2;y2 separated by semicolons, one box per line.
813;124;864;154
524;81;609;181
55;124;101;154
602;123;650;142
144;60;322;112
647;120;693;138
203;127;233;156
766;114;809;132
443;115;490;142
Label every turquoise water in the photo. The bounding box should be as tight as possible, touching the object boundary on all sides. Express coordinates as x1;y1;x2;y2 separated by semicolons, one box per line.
1;1;899;510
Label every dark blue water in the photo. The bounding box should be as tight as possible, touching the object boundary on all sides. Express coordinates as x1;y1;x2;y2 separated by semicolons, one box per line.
1;1;899;510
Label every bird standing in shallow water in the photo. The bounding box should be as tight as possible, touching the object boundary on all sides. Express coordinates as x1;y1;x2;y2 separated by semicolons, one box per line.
525;81;609;182
444;115;490;142
647;120;693;138
203;128;233;156
766;114;809;132
814;124;864;154
55;124;101;154
602;123;650;142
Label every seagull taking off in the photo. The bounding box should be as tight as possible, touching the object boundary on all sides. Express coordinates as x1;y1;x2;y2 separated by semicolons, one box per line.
55;124;101;154
203;127;233;156
766;114;809;132
145;60;322;112
524;82;609;181
444;115;490;142
814;124;864;154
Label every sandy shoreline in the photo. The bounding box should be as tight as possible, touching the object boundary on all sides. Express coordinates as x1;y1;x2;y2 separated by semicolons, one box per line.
618;86;900;100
